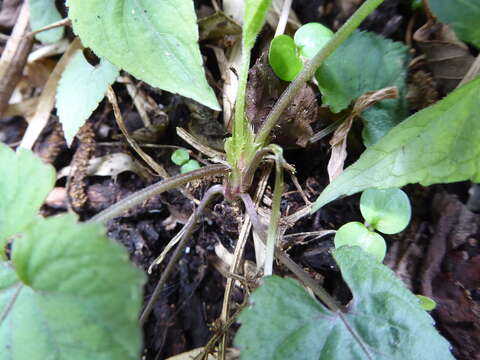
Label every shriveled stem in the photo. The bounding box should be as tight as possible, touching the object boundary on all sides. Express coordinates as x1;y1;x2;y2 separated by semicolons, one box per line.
139;185;225;326
264;146;284;276
274;0;293;37
88;164;228;224
255;0;386;147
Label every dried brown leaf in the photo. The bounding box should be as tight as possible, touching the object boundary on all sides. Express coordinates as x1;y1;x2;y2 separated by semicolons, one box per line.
414;22;474;93
246;52;317;147
327;87;398;181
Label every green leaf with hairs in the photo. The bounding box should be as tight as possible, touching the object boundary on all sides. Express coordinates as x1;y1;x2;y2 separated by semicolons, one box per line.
235;246;453;359
66;0;219;110
0;215;145;360
243;0;273;49
315;31;409;145
313;77;480;211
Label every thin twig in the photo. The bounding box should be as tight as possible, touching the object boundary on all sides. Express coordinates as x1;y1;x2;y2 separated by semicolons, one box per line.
88;164;229;224
264;146;285;276
139;185;225;326
309;117;345;144
0;2;33;117
274;0;293;37
26;18;71;38
218;165;271;358
107;86;169;178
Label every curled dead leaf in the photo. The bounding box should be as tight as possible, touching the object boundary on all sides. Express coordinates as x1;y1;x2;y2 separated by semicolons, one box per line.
414;22;474;93
327;87;398;181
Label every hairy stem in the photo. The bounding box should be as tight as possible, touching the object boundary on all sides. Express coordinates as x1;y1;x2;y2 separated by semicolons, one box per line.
139;185;225;326
88;164;228;224
254;0;385;147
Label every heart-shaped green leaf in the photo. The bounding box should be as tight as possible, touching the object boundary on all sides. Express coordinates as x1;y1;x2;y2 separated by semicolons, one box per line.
0;215;145;360
235;247;454;360
268;35;303;81
315;31;409;145
66;0;219;110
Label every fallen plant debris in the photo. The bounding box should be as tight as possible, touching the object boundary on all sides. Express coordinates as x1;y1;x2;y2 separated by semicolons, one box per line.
0;0;479;359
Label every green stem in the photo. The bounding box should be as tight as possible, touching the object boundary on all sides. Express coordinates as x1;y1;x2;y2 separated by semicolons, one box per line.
254;0;385;147
88;164;229;224
232;48;253;154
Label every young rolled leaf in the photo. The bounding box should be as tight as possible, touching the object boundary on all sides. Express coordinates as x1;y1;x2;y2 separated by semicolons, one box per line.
0;215;145;360
313;76;480;211
227;0;272;174
29;0;64;43
235;246;454;360
243;0;273;50
66;0;219;110
315;31;409;145
429;0;480;49
56;49;119;145
0;144;55;253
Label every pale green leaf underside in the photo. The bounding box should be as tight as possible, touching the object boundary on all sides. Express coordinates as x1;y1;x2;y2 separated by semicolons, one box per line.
316;31;409;145
66;0;219;110
0;144;55;252
430;0;480;49
235;247;453;360
56;50;119;145
0;215;145;360
29;0;64;43
313;77;480;211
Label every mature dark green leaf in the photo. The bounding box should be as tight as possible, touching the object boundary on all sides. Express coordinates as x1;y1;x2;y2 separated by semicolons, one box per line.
0;215;145;360
235;247;454;360
315;31;409;145
430;0;480;49
312;77;480;211
56;49;119;145
29;0;64;43
0;144;55;253
66;0;219;110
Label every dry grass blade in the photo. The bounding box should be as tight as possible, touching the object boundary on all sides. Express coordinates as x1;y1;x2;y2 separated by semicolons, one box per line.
0;2;33;117
20;38;82;149
106;86;169;178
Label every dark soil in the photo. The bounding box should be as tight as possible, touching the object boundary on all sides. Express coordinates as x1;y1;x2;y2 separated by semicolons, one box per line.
1;0;479;359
